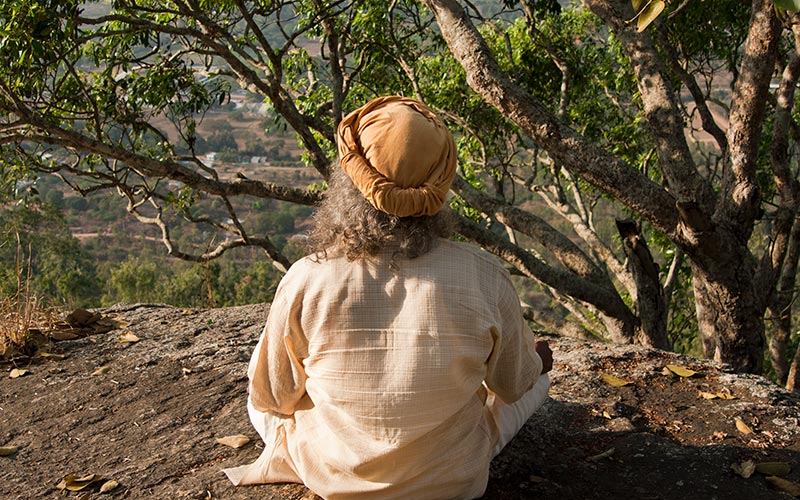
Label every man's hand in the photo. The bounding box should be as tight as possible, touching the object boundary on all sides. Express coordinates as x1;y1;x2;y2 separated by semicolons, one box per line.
535;340;553;374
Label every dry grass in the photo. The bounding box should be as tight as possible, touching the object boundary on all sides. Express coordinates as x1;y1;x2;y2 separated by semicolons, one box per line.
0;234;60;359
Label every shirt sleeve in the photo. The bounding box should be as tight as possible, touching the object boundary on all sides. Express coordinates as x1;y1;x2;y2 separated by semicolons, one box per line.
484;271;542;404
247;276;308;416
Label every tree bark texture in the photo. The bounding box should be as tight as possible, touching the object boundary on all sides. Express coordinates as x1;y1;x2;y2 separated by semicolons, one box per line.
615;219;669;349
422;0;680;237
422;0;784;372
692;262;765;373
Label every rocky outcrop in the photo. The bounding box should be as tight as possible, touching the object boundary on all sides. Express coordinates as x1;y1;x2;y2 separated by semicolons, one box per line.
1;304;798;499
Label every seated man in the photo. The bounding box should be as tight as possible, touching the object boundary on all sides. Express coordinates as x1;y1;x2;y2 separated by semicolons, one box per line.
224;96;552;500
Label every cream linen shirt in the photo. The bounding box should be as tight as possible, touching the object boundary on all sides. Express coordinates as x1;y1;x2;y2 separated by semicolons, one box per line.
233;239;543;499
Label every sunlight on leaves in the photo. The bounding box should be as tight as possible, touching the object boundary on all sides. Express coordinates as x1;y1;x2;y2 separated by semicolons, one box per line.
666;364;697;378
775;0;800;12
601;373;633;387
628;0;666;32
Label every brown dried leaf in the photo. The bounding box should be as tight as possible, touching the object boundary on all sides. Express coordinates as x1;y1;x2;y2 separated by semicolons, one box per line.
716;389;736;400
735;417;754;435
92;365;110;376
100;479;119;493
756;462;791;477
0;445;18;457
587;447;615;462
50;330;80;341
601;373;632;387
699;391;718;400
731;460;756;479
9;368;29;379
66;308;99;327
57;473;102;492
118;331;140;343
39;352;67;361
765;476;800;496
666;364;697;378
215;434;251;448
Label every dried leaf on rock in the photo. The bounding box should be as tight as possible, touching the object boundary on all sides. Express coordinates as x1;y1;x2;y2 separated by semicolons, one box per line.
92;365;110;376
731;460;756;478
735;417;754;435
39;352;67;361
66;308;100;327
100;479;119;493
601;373;632;387
118;331;140;343
216;435;251;448
9;368;29;379
587;447;615;462
756;462;791;477
57;473;102;491
699;391;718;399
50;330;80;341
0;445;18;456
716;389;736;400
666;364;697;378
765;476;800;496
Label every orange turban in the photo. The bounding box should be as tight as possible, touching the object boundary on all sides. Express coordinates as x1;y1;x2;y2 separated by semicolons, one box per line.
337;96;457;217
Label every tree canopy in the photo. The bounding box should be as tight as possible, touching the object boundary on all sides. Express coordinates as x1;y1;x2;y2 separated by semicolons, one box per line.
2;0;800;385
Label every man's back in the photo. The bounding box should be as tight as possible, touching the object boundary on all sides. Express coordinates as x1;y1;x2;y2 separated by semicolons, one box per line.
247;239;540;499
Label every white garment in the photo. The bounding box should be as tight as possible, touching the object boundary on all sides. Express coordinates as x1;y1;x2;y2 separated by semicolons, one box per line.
224;239;549;499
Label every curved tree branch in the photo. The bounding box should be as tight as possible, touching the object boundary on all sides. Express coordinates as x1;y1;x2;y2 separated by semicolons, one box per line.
422;0;680;238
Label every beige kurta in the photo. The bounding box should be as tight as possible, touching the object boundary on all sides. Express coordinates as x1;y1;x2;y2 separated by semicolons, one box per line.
224;239;545;499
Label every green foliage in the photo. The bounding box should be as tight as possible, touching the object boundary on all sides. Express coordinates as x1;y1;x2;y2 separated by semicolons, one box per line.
0;203;100;307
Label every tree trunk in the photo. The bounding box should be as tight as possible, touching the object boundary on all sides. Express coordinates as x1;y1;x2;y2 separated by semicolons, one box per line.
615;219;669;349
787;348;800;392
766;220;800;383
692;263;764;373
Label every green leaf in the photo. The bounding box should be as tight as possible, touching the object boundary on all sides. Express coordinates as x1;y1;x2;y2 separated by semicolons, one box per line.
775;0;800;12
631;0;665;32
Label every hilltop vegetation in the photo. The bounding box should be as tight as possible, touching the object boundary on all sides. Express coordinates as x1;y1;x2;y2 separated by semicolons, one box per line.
1;105;315;310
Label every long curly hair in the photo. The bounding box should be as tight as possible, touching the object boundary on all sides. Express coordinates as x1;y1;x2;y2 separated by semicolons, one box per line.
307;167;452;261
